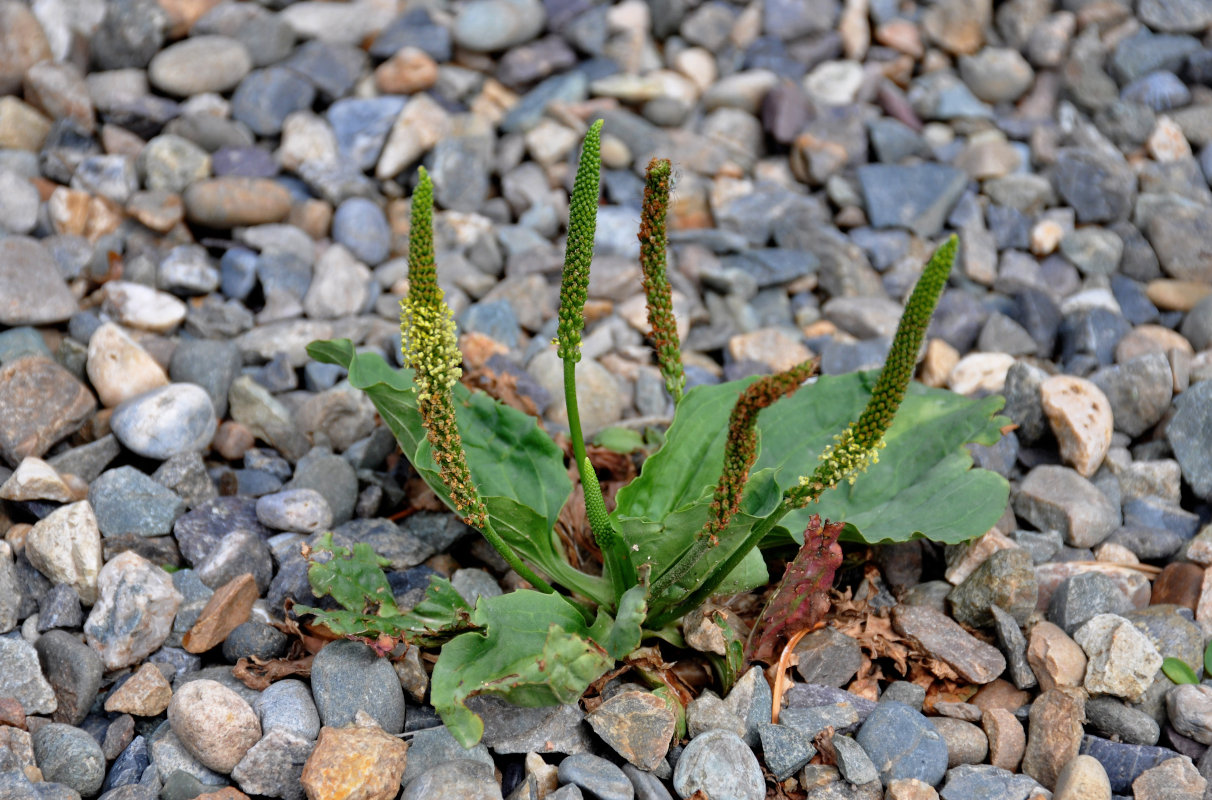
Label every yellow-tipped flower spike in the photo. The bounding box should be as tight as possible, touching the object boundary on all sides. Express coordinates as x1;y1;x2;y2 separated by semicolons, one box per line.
639;157;685;404
785;234;956;510
399;168;487;528
556;120;603;363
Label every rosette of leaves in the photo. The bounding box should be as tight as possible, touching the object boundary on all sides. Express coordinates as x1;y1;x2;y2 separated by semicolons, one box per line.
302;123;1010;747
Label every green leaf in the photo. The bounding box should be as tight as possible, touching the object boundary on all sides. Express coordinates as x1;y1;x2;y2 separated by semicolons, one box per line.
306;341;609;605
1164;656;1200;685
591;584;646;660
431;590;615;747
614;371;1009;550
593;426;646;453
1205;640;1212;677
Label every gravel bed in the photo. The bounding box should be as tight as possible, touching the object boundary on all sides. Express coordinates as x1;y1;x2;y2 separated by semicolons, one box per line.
1;0;1212;799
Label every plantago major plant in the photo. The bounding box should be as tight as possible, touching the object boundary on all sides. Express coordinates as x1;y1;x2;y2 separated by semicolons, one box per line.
300;122;1011;747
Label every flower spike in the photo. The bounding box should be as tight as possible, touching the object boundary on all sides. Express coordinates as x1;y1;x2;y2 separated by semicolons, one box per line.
786;234;957;509
639;157;685;405
556;119;603;362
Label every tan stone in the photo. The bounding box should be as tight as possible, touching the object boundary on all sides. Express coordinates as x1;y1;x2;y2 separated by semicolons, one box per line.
0;96;52;151
300;723;409;800
1147;116;1192;163
1031;219;1064;256
168;680;261;774
1132;756;1206;800
886;778;938;800
1022;687;1086;790
982;708;1026;772
1040;375;1112;477
25;501;102;605
727;328;814;373
1026;621;1087;692
1195;567;1212;638
1146;279;1212;312
0;457;74;503
183;573;258;654
944;529;1019;585
875;19;924;57
105;663;173;716
373;47;438;94
970;679;1031;713
86;323;170;408
920;338;959;389
949;352;1015;395
1053;754;1110;800
1115;325;1194;363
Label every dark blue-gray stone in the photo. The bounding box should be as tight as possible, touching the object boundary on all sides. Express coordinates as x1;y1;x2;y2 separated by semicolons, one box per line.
37;583;82;632
285;448;357;525
309;639;405;733
211;146;277;178
721;249;819;288
1166;380;1212;501
1047;571;1133;634
1109;29;1201;84
230;68;316;137
89;466;187;538
938;764;1046;800
553;752;631;798
172;496;271;567
219;248;258;301
280;39;366;102
501;72;588;134
854;700;948;786
400;725;493;787
1090;352;1172;437
1009;287;1061;358
101;735;150;793
1104;525;1184;560
256;249;311;300
1122;495;1200;538
1086;696;1161;747
858;163;968;238
1052;148;1136;223
1058;307;1130;369
31;723;106;797
1080;735;1182;793
34;629;103;726
757;723;816;781
370;8;452;60
221;621;288;664
0;327;51;364
458;300;521;348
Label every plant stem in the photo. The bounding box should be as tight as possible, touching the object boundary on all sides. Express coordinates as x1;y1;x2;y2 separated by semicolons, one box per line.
647;503;791;629
479;519;558;595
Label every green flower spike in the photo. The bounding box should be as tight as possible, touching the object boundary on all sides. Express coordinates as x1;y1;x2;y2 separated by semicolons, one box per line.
402;168;556;594
557;119;602;362
786;234;957;509
649;358;817;603
639;157;685;405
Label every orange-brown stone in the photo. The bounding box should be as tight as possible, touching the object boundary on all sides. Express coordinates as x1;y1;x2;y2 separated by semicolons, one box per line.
300;723;409;800
104;663;173;717
183;572;258;653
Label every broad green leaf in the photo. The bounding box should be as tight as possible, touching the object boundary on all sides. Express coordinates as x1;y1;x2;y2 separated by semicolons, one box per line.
614;370;1009;550
591;584;647;660
306;341;609;603
1164;656;1199;685
431;590;615;747
1205;640;1212;677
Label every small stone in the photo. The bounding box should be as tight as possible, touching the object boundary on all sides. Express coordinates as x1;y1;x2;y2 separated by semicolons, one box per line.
858;163;968;238
1150;562;1203;610
930;717;987;768
892;604;1006;684
0;635;56;714
230;729;313;800
948;352;1016;395
1084;696;1160;746
300;722;408;800
105;663;174;717
1167;684;1212;745
100;281;188;334
183;572;258;654
90;465;188;538
256;489;333;534
1040;376;1113;478
84;550;182;669
373;46;438;94
111;384;217;460
25;500;102;605
1022;688;1086;790
0;456;75;503
452;0;545;52
1072;614;1162;702
947;548;1038;627
184;177;292;229
310;639;405;734
672;729;764;800
1027;621;1088;692
1132;756;1206;800
958;47;1034;103
149;35;252;96
402;759;502;800
31;722;106;797
855;701;949;786
302;244;373;320
1167;380;1212;501
1015;465;1119;548
168;679;261;774
982;708;1026;772
557;753;633;800
757;723;817;781
885;779;938;800
793;627;863;688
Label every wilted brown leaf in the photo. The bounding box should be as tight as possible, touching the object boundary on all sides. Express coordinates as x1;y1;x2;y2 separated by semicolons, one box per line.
233;654;314;691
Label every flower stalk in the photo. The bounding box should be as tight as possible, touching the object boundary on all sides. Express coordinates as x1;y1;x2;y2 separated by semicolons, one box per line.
639;158;685;405
402;167;556;595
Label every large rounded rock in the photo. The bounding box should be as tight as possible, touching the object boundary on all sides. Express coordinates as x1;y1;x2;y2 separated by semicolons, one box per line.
149;35;252;96
168;679;262;773
855;701;949;786
310;640;405;734
183;177;292;229
31;723;105;796
673;729;765;800
111;384;217;460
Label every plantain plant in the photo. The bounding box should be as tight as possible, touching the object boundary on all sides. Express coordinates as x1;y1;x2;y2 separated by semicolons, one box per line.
299;120;1010;747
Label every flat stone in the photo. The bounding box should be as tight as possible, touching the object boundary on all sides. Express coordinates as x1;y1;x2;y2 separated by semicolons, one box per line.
858;163;968;237
982;708;1026;772
0;456;75;502
310;639;405;734
585;691;678;770
891;604;1006;684
0;237;78;325
183;572;258;654
184;177;292;228
89;465;187;538
0;356;96;466
855;701;949;786
1015;465;1119;548
1026;620;1088;692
